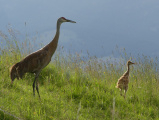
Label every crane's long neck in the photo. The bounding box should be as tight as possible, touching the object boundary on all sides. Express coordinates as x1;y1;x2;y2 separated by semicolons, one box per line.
126;64;130;75
47;21;61;57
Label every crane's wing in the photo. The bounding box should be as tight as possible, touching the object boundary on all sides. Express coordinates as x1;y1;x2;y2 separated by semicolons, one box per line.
21;49;51;73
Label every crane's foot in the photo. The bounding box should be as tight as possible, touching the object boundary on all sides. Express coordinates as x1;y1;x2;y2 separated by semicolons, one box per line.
120;91;123;96
124;96;126;99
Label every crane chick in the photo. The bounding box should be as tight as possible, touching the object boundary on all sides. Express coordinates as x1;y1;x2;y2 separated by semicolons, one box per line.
116;60;135;99
10;17;76;98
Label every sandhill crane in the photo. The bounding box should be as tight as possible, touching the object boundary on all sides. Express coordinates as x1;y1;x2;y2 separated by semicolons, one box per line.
115;60;135;99
10;17;76;98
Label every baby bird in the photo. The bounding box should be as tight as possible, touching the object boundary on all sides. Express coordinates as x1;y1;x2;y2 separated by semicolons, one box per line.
116;60;135;99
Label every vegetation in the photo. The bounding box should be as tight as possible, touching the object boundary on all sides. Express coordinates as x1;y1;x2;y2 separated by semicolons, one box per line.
0;29;159;120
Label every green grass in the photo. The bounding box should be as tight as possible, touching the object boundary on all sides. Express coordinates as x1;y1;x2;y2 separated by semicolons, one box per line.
0;29;159;119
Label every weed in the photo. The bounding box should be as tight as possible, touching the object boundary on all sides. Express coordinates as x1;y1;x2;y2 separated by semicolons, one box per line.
0;28;159;119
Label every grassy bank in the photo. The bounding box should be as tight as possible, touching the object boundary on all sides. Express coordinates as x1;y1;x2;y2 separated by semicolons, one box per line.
0;29;159;119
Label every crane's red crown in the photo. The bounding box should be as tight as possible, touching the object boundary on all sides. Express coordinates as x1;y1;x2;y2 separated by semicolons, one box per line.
61;17;66;20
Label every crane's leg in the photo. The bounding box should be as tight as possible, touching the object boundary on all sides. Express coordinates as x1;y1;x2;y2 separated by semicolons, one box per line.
33;72;40;98
36;78;40;98
120;88;123;96
124;86;128;99
124;90;126;99
33;76;37;96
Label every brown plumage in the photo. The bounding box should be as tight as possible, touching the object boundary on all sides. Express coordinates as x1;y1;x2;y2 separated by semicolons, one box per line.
10;17;76;98
116;60;135;99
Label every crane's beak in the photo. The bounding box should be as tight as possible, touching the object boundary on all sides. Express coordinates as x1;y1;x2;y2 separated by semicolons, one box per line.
131;62;135;65
66;19;76;23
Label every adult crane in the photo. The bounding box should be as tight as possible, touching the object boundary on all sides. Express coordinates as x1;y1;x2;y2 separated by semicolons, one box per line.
10;17;76;98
